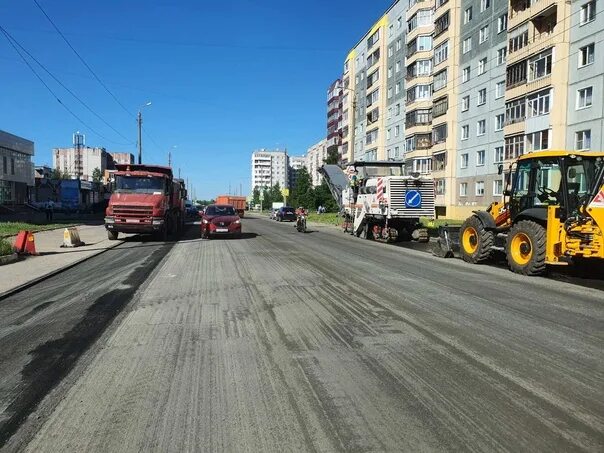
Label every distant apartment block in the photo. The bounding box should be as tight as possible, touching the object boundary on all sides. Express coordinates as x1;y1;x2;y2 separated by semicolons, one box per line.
306;139;328;187
251;149;289;190
53;133;109;182
0;130;34;205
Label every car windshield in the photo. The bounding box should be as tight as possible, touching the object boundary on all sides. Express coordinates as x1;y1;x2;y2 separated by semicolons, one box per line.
115;175;166;194
205;205;236;216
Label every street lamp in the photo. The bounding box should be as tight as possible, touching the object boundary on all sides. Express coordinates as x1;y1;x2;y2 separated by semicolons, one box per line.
137;101;152;165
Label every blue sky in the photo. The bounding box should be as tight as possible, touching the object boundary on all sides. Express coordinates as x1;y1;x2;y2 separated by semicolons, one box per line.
0;0;392;199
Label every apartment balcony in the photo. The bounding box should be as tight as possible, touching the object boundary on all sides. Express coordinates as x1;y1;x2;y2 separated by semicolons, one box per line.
406;0;435;21
504;121;526;136
509;0;557;30
405;49;433;67
406;24;434;44
406;98;433;110
405;124;432;136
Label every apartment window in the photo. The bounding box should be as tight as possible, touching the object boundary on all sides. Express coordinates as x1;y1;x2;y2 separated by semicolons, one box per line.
509;29;529;53
476;181;485;196
528;49;553;81
580;1;596;25
461;153;469;168
494;146;504;163
388;47;394;57
366;88;379;107
479;25;489;44
367;48;380;67
388;87;393;99
413;158;432;174
396;103;401;115
389;24;394;37
366;129;379;145
463;66;471;83
433;96;448;117
387;107;392;119
478;58;487;75
10;158;14;175
433;123;448;144
497;14;507;33
478;88;487;106
462;96;470;112
395;82;401;94
460;182;468;197
496;81;505;99
576;130;592;150
481;0;490;12
395;125;400;137
477;150;486;166
463;37;472;54
433;69;448;91
418;35;432;51
367;107;379;124
397;17;402;29
527;89;551;116
464;7;473;24
505;97;526;124
434;11;450;37
417;59;432;75
507;60;527;88
434;153;447;171
394;146;400;158
388;67;393;78
577;86;593;109
387;129;391;140
495;114;504;131
434;41;449;66
493;180;504;196
396;61;401;73
461;125;469;140
477;119;486;136
2;156;7;174
417;9;433;26
435;179;446;195
497;47;507;66
418;84;431;99
527;130;550;151
367;29;380;48
367;69;379;88
396;39;402;51
579;43;595;67
406;109;432;127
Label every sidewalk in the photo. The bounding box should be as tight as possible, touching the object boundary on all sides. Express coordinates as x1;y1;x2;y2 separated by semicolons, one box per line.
0;225;122;297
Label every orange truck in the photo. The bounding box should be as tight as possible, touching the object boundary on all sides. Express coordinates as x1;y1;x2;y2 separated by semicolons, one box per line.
215;195;247;217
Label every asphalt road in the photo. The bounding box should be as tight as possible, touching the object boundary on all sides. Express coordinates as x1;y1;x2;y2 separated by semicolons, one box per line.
2;216;603;452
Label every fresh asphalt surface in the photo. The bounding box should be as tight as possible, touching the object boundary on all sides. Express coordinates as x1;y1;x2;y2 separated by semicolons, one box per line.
1;216;603;452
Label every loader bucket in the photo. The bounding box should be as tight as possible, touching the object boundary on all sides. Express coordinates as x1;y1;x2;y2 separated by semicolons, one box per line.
432;225;461;258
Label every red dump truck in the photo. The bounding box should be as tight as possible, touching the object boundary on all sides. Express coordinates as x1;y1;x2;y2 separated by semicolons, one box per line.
105;164;186;240
215;195;247;217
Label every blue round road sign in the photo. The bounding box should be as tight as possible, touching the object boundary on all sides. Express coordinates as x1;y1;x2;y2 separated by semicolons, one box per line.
405;190;422;208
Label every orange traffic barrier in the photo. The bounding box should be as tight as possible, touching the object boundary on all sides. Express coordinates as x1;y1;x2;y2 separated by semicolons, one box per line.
13;230;37;255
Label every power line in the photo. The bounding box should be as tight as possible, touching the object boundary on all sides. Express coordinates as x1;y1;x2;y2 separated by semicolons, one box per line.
32;0;134;117
0;24;125;144
0;26;134;145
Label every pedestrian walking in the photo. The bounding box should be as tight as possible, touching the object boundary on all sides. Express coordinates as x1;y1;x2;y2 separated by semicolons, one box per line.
45;198;55;222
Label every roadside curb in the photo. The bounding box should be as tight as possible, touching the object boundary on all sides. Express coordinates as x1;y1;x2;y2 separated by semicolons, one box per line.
0;223;81;240
0;240;124;302
0;253;20;266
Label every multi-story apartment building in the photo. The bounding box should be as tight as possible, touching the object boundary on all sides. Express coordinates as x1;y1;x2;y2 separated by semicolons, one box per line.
53;134;110;182
251;149;289;190
455;0;508;218
288;155;307;189
306;139;328;186
341;1;408;163
504;0;572;163
567;0;603;151
327;80;343;161
109;152;135;166
0;130;34;205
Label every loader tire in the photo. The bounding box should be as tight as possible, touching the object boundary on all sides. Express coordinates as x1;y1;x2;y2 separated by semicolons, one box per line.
460;215;494;264
506;220;546;276
107;230;119;241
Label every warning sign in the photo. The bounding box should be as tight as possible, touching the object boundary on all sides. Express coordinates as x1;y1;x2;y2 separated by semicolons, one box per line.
590;187;604;207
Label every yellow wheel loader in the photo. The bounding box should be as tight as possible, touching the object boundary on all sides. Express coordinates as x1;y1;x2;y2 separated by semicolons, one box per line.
446;151;604;276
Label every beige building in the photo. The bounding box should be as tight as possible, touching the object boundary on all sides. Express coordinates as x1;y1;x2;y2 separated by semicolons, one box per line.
306;139;327;187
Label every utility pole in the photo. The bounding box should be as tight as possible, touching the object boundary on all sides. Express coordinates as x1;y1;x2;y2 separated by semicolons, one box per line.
168;151;172;167
137;110;143;165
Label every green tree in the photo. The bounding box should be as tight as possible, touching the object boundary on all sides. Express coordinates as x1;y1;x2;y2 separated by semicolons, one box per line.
252;187;260;205
269;182;282;205
314;181;338;212
324;145;340;165
290;167;314;209
92;167;102;183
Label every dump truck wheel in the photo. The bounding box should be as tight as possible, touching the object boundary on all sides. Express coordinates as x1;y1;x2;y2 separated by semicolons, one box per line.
459;215;494;263
107;230;119;241
506;220;546;276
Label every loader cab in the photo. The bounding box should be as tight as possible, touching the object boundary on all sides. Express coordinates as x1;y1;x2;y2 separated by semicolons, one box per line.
352;161;405;183
509;153;600;221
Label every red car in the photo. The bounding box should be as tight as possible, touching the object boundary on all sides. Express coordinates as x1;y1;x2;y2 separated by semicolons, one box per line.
201;204;242;238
